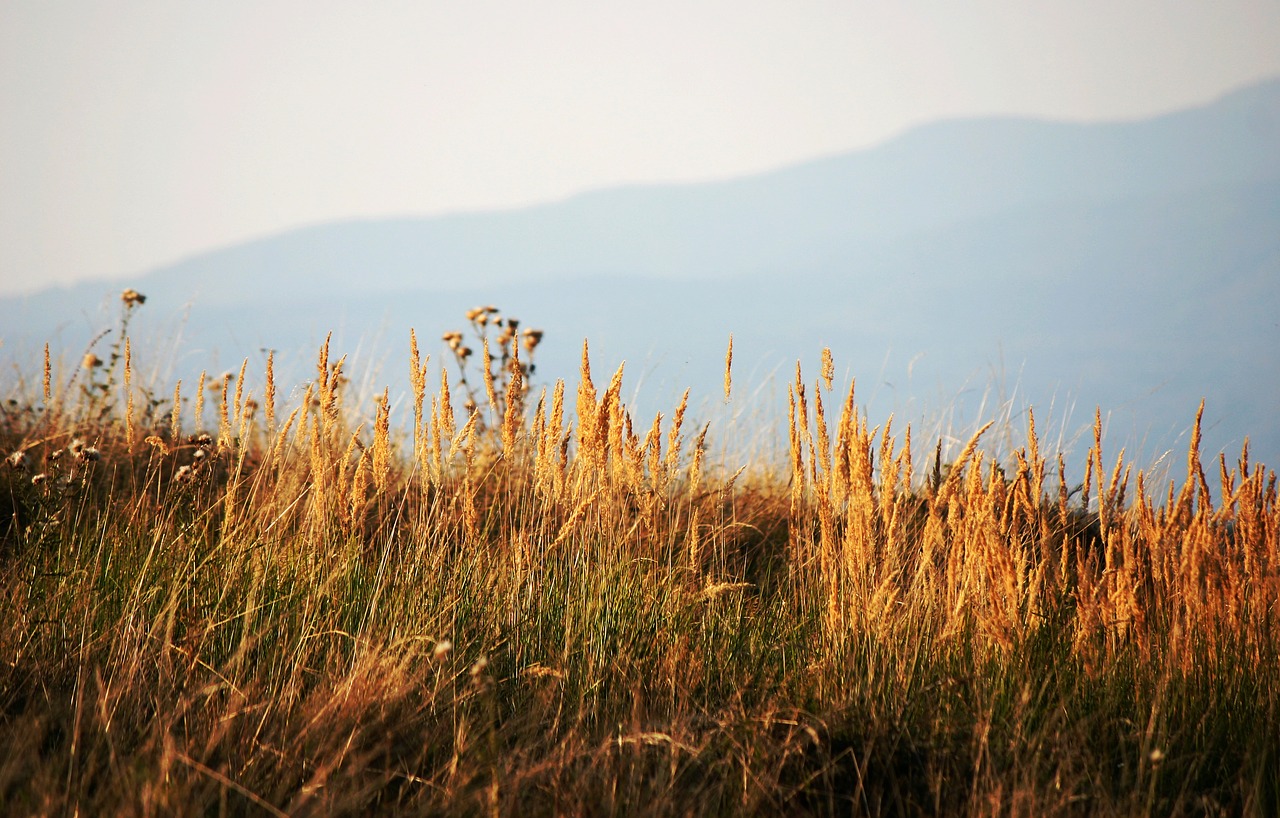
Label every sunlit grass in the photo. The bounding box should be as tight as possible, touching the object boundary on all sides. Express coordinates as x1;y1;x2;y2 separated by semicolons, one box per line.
1;292;1276;816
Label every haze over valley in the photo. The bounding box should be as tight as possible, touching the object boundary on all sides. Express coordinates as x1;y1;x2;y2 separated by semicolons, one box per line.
3;77;1278;474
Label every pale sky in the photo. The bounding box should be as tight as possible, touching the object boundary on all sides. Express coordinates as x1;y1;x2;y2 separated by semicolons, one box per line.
2;1;1278;295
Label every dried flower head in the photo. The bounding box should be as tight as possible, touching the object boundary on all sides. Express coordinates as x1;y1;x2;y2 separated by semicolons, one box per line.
121;288;146;306
470;655;489;678
144;436;170;456
78;446;101;463
432;639;453;662
6;450;28;470
82;353;102;369
31;473;49;486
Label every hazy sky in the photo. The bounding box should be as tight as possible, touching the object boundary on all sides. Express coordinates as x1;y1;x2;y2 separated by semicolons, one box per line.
2;1;1278;295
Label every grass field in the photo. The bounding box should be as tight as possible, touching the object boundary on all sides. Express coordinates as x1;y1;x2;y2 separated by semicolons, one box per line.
2;295;1277;816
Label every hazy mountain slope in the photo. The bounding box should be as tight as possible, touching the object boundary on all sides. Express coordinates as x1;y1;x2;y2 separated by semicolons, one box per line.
22;176;1262;471
15;76;1274;306
2;78;1278;472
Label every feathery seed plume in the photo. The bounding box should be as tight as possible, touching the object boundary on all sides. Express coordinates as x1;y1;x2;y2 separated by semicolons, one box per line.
723;334;733;402
42;344;51;404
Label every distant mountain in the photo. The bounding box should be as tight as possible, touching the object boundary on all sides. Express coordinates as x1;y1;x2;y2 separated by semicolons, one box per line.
3;77;1279;475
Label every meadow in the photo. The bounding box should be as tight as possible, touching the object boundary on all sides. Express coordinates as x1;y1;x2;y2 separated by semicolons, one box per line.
1;293;1276;816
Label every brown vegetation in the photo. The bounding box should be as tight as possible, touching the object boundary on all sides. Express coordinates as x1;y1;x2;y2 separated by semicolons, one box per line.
0;294;1276;816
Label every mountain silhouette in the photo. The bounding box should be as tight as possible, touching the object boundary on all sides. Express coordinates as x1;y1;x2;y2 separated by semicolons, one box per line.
4;77;1278;474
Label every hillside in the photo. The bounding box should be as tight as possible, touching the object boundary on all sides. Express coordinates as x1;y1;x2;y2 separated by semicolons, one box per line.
2;77;1278;469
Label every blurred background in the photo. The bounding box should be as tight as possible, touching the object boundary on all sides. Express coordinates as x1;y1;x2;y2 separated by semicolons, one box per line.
2;1;1278;475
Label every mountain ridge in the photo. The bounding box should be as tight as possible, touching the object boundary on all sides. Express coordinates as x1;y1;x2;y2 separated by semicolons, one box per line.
3;76;1278;472
15;75;1276;304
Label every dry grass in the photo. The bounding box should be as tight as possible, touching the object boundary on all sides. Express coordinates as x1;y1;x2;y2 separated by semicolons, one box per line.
0;293;1277;817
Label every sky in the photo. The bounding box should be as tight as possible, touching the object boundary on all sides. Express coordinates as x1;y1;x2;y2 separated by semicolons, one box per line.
1;1;1279;296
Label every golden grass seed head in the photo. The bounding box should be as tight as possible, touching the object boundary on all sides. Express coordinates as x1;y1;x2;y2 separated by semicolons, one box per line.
410;327;423;368
521;664;565;682
144;436;170;456
169;381;183;441
439;368;456;437
120;288;146;306
194;371;207;429
697;582;755;601
42;343;51;403
724;333;733;402
482;338;497;411
232;357;248;412
82;353;102;370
